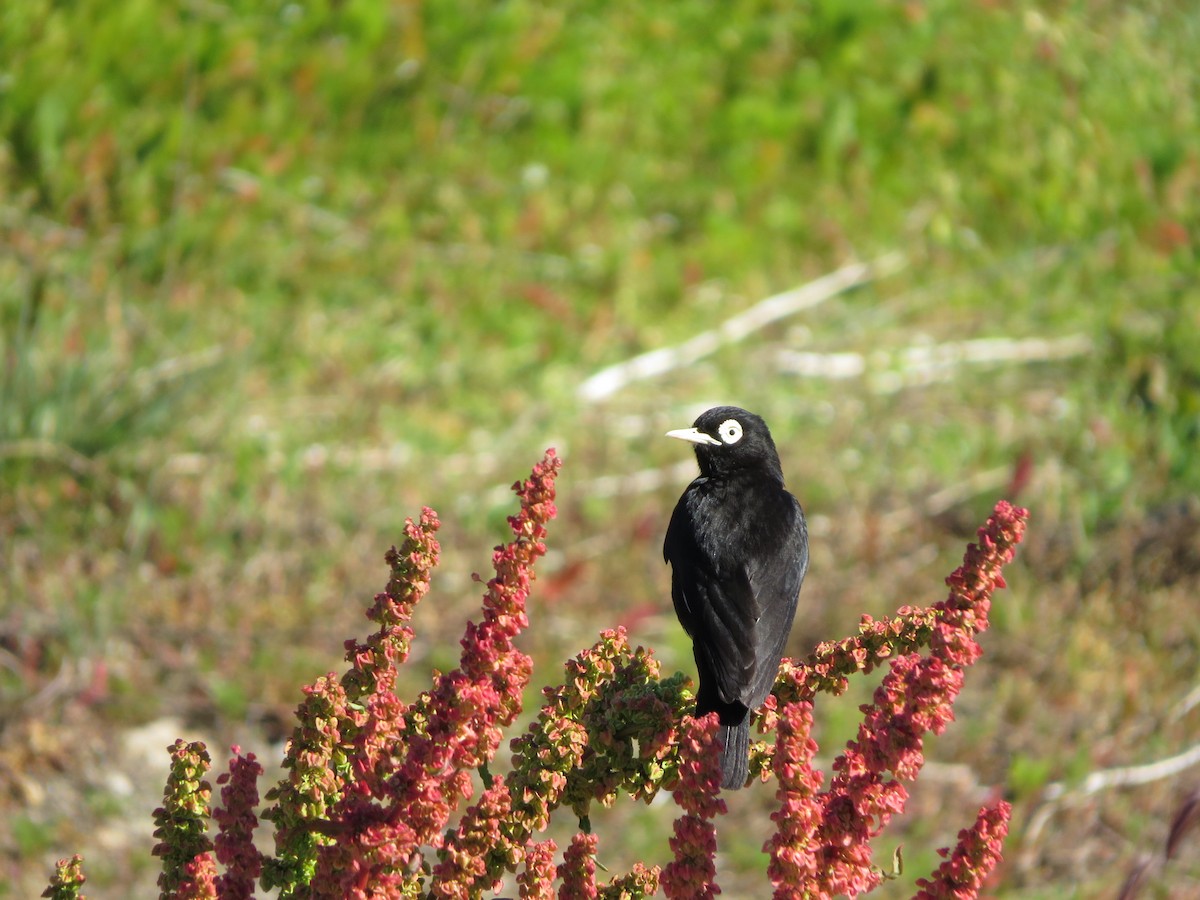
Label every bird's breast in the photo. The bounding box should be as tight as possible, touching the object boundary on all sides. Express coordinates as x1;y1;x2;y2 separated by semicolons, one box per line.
685;474;799;571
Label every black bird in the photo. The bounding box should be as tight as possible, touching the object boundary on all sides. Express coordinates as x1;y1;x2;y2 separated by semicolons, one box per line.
664;406;808;789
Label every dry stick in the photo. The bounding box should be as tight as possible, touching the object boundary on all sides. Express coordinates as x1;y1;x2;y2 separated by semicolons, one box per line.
576;253;907;403
775;333;1094;392
1045;741;1200;801
1168;682;1200;723
1023;740;1200;853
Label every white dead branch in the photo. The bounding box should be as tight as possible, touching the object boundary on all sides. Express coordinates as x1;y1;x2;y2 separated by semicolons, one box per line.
1043;741;1200;803
1022;739;1200;860
576;253;907;403
776;333;1094;393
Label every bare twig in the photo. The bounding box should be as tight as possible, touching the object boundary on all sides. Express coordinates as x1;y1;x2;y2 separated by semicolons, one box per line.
1168;682;1200;723
1024;741;1200;852
1044;742;1200;801
1117;855;1154;900
576;253;906;403
775;333;1093;392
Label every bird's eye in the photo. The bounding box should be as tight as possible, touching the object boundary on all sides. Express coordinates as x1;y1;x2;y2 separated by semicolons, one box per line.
718;419;743;444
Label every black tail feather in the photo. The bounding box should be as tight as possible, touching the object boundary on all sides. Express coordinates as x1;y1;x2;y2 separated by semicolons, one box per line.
718;719;750;789
696;686;752;790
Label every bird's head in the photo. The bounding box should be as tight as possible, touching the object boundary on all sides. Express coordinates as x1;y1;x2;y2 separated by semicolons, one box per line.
666;406;784;481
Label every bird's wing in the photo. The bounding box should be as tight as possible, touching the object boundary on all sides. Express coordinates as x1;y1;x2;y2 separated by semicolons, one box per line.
743;494;809;708
694;564;761;707
664;491;707;636
665;486;762;707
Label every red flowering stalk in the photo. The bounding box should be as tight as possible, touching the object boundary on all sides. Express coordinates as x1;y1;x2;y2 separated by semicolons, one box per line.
428;780;516;897
173;855;219;900
213;746;265;899
913;801;1012;899
808;504;1025;895
152;740;215;900
755;502;1027;896
41;855;87;900
661;713;726;899
807;651;955;895
346;507;442;702
395;448;559;796
260;508;441;895
770;501;1028;713
307;450;561;896
558;831;601;899
434;628;684;895
518;839;557;900
765;701;824;895
601;864;661;899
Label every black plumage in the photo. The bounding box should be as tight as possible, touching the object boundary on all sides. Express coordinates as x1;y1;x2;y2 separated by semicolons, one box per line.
663;406;809;789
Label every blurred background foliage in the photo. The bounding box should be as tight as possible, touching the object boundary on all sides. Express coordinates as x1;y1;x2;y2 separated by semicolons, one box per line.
1;1;1198;896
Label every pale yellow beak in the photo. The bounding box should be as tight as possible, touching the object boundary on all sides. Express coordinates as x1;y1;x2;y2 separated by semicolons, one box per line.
666;427;721;446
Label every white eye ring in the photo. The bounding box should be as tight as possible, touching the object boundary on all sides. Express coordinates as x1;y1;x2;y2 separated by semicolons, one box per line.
718;419;743;444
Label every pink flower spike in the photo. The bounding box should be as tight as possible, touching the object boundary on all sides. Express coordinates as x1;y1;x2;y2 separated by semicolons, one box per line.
518;839;557;900
914;801;1012;899
766;702;824;897
308;450;561;896
174;853;218;900
41;855;87;900
213;746;264;900
558;832;600;899
662;713;726;899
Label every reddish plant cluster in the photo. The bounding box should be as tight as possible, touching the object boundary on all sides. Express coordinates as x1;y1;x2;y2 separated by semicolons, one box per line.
914;802;1012;899
775;501;1026;706
40;855;86;900
46;454;1028;899
293;450;562;897
766;701;824;894
433;627;681;896
759;500;1026;897
148;741;265;900
661;714;727;899
559;832;600;898
213;748;264;899
151;739;217;899
517;839;557;900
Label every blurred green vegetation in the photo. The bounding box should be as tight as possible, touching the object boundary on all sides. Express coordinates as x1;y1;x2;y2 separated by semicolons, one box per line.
2;0;1198;896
